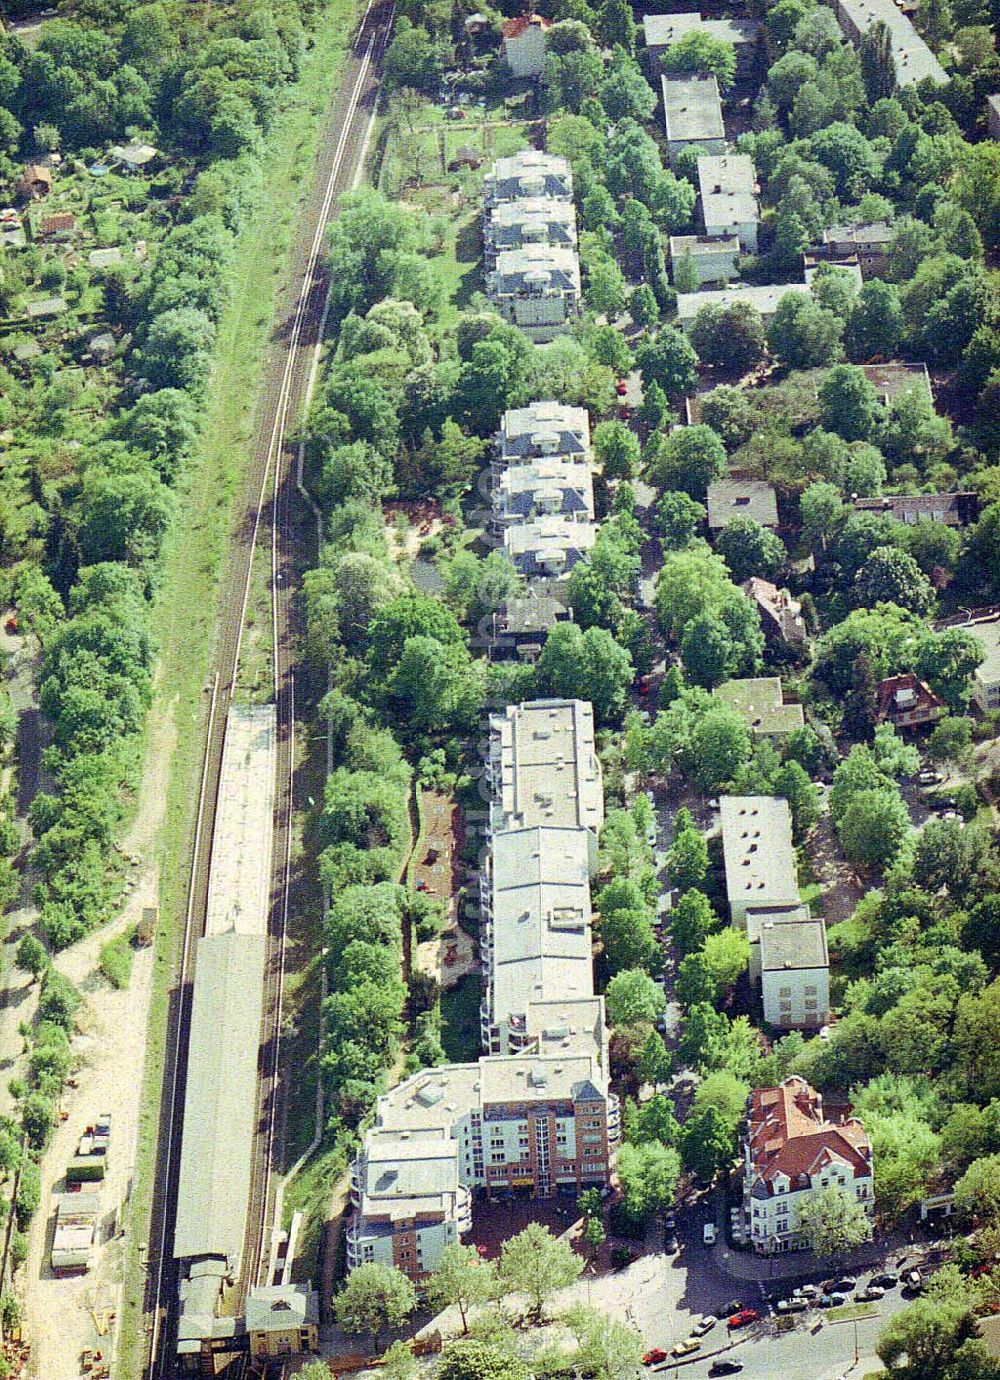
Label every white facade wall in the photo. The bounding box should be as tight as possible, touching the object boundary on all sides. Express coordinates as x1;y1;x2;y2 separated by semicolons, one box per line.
761;966;830;1029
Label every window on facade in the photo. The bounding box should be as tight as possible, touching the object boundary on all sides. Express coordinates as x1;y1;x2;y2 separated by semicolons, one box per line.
804;985;817;996
779;986;792;997
779;1000;792;1012
804;999;817;1010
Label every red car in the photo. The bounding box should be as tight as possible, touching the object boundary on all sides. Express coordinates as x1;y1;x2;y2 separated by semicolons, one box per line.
615;379;629;396
637;675;652;695
728;1309;758;1329
643;1350;668;1366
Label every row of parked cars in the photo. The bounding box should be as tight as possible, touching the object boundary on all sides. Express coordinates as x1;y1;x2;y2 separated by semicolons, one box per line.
642;1268;926;1371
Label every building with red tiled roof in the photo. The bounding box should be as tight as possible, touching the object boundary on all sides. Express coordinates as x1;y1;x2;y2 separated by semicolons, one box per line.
501;13;551;76
875;673;944;730
743;1077;873;1253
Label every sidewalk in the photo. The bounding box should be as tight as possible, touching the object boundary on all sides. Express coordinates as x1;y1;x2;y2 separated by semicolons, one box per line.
709;1223;936;1284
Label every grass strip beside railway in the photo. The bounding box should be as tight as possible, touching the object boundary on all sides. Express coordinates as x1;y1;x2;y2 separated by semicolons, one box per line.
116;8;359;1373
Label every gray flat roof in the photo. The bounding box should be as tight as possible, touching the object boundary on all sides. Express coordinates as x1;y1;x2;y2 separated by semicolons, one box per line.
759;917;828;972
677;283;806;324
720;796;799;912
970;615;1000;689
205;705;275;938
173;931;267;1266
833;0;946;84
707;477;779;528
669;234;740;257
661;74;725;144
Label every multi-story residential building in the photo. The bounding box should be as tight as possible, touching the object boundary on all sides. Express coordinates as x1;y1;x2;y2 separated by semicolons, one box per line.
668;234;740;286
713;678;805;738
480;825;594;1053
822;222;894;274
486;198;578;264
875;674;945;730
720;796;800;926
487;245;582;341
643;13;761;77
966;611;1000;713
741;578;808;648
854;492;978;528
744;1078;873;1253
660;75;726;165
830;0;945;85
494;456;595;528
496;402;591;466
504;514;596;579
749;910;830;1029
490;585;572;663
706;477;779;530
677;283;807;332
698;155;759;253
488;698;605;849
484;151;573;208
347;1043;619;1280
501;13;551;76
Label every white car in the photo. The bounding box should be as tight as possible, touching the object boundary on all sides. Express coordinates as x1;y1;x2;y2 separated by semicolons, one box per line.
703;1223;717;1245
693;1316;717;1336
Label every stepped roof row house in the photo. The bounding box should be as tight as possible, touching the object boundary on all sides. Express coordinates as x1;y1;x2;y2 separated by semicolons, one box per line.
491;402;597;585
484;153;581;341
720;796;829;1030
643;12;762;77
347;702;617;1283
743;1077;874;1253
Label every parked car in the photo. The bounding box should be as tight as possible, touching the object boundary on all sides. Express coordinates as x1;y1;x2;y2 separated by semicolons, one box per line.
855;1286;885;1302
703;1223;717;1245
643;1350;668;1366
672;1338;701;1358
919;770;943;785
794;1285;821;1299
818;1294;847;1309
692;1316;717;1336
718;1299;743;1317
828;1277;857;1294
664;1232;679;1254
871;1273;898;1289
646;824;658;847
709;1363;744;1377
616;379;629;397
902;1270;923;1294
662;1212;676;1231
776;1298;809;1314
728;1309;758;1329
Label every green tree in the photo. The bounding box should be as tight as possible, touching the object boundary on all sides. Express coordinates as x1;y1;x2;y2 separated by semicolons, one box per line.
845;281;904;361
795;1185;873;1260
661;31;737;88
537;624;634;724
767;292;843;369
332;1263;417;1349
838;788;910;869
819;364;883;442
427;1244;497;1334
681;1104;737;1182
657;491;705;550
498;1223;583;1322
617;1140;681;1221
15;936;48;981
716;518;786;583
606;969;666;1026
701;928;750;995
666;826;708;892
671;889;717;956
853;547;935;617
861;19;896;101
438;1341;531;1380
690;705;753;793
927;716;973;773
877;1292;985;1378
593;420;641;480
636;328;699;399
690;301;767;373
646;425;727;498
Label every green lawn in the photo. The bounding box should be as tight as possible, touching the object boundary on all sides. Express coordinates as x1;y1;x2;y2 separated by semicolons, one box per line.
827;1302;879;1322
440;972;482;1063
115;7;359;1374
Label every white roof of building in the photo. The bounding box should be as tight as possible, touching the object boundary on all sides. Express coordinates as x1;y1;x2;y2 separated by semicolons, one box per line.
496;456;595;520
677;283;807;323
720;796;800;912
969;614;1000;688
669;234;741;258
644;12;760;47
698;154;760;229
489;826;594;1025
488;197;578;239
204;704;275;938
835;0;946;84
759;916;829;972
490;698;605;834
661;74;725;143
173;932;267;1266
498;402;590;460
485;151;573;201
491;244;581;292
504;515;596;564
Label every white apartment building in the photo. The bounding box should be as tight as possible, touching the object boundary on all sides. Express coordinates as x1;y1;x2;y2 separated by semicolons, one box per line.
744;1079;873;1253
495;402;591;473
494;456;595;528
968;612;1000;713
487;245;582;341
486;198;578;264
720;796;800;926
488;699;604;844
347;1044;619;1281
484;151;573;208
698;155;760;253
642;13;761;76
677;283;809;331
660;75;726;164
830;0;946;85
749;908;830;1029
501;13;551;77
480;825;594;1053
669;233;740;286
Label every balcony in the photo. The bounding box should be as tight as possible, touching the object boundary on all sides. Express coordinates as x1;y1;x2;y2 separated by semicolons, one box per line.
456;1184;473;1234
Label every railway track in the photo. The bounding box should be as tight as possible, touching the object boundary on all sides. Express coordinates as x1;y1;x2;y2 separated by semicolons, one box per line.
143;4;393;1373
